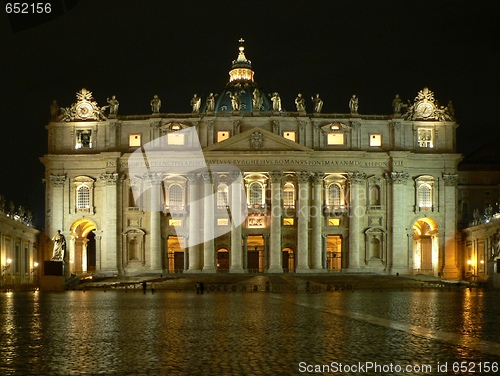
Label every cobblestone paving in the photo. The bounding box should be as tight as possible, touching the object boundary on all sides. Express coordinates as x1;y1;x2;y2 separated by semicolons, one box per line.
1;290;499;375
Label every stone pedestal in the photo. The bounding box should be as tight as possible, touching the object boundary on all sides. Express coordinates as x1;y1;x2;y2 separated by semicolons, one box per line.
44;260;63;276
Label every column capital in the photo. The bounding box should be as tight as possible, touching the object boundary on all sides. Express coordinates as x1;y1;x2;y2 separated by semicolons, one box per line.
186;172;202;182
269;171;283;183
384;171;409;185
50;174;66;187
201;171;212;182
295;171;311;184
229;171;242;182
144;172;163;185
99;172;119;185
311;172;325;184
347;171;367;184
443;173;458;186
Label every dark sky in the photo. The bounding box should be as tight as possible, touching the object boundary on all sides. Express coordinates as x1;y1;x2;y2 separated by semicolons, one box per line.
1;0;499;228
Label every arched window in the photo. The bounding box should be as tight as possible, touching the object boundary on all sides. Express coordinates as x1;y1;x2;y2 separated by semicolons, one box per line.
418;183;432;209
77;185;90;210
283;182;295;208
249;182;263;206
217;183;228;208
168;184;183;209
327;184;341;207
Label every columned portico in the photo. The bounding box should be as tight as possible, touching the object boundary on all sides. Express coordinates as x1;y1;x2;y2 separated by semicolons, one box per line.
187;173;202;272
296;172;310;272
268;171;283;273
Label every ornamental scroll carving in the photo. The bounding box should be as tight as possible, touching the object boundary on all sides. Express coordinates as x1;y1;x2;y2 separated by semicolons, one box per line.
60;88;107;122
269;171;283;183
384;172;409;185
50;174;66;187
250;131;263;150
100;173;119;185
442;174;458;186
347;172;367;184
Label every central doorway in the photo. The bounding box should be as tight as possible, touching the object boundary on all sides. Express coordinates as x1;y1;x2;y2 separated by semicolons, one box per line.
216;248;229;272
167;236;185;273
326;235;342;271
247;235;265;272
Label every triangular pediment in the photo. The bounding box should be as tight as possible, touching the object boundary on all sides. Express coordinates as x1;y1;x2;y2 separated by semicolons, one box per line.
204;127;313;152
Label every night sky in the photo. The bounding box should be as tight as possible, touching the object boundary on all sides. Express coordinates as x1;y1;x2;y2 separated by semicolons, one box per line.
1;0;499;229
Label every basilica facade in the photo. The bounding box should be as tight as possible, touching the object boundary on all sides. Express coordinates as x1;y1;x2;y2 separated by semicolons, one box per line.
41;42;461;279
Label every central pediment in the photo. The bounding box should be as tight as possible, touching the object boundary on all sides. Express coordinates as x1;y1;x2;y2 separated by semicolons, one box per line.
204;127;313;152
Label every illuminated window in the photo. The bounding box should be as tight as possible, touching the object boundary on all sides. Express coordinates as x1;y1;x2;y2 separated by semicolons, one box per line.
217;218;229;226
328;218;340;226
283;218;294;226
283;131;296;142
283;182;295;208
327;133;344;145
248;182;263;206
327;184;341;207
168;184;183;209
129;134;141;147
418;183;432;209
217;183;228;208
167;132;185;145
169;219;182;227
418;128;433;148
75;130;92;149
76;185;90;210
369;134;382;147
217;131;230;142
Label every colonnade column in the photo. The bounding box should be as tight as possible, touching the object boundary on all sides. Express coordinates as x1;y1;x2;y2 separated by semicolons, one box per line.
100;173;120;273
230;171;244;272
442;174;459;279
347;172;367;270
187;173;202;272
144;173;162;272
385;171;409;274
295;172;310;272
311;173;325;270
49;175;66;239
268;171;283;273
202;172;216;272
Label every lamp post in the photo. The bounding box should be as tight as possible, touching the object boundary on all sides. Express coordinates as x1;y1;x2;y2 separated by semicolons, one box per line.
31;262;39;284
2;258;12;285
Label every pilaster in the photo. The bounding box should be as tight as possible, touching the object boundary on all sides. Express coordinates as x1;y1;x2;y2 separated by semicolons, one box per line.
268;171;283;273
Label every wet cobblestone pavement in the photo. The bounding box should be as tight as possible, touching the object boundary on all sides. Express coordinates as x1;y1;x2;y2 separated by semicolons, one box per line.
1;289;499;375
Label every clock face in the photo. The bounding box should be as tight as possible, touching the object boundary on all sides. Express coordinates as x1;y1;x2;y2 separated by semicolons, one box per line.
76;102;93;119
416;101;434;118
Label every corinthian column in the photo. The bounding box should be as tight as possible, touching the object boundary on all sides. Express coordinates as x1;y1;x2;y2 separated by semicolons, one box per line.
230;171;244;272
442;174;459;278
347;172;367;270
268;171;283;273
202;172;216;272
49;175;66;236
144;173;163;272
187;173;202;272
295;172;310;272
99;172;120;273
311;173;325;270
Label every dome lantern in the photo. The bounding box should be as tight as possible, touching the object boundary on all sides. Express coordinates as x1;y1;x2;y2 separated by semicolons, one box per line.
229;38;255;83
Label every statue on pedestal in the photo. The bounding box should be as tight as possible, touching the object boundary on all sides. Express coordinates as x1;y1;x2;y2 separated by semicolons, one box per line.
269;92;282;112
191;94;201;113
252;89;263;111
106;95;119;115
51;230;66;262
150;95;161;113
295;93;305;112
349;95;359;114
206;93;217;112
312;94;323;113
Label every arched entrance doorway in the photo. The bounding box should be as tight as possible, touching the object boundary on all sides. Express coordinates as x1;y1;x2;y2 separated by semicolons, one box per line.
216;248;229;272
70;219;97;274
167;236;185;273
326;235;342;271
412;218;439;276
247;235;264;272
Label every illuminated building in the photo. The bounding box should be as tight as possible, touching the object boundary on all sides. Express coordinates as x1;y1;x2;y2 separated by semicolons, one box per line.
41;41;462;279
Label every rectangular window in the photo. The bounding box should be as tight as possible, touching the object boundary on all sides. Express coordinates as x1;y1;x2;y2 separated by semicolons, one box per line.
217;218;229;226
75;130;92;149
328;218;340;226
418;129;433;148
283;131;296;142
217;131;230;142
327;133;344;145
167;133;185;145
283;218;294;226
169;219;182;227
369;134;382;147
129;134;141;147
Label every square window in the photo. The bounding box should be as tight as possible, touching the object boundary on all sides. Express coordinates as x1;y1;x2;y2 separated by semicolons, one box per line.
417;128;433;148
328;218;340;226
217;218;229;226
217;131;230;142
75;130;92;149
283;218;294;226
129;134;141;147
169;219;182;227
369;134;382;147
327;133;344;145
283;131;296;142
167;132;185;145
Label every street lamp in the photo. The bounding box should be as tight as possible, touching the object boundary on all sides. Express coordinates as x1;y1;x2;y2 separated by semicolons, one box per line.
2;258;12;273
31;262;39;283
